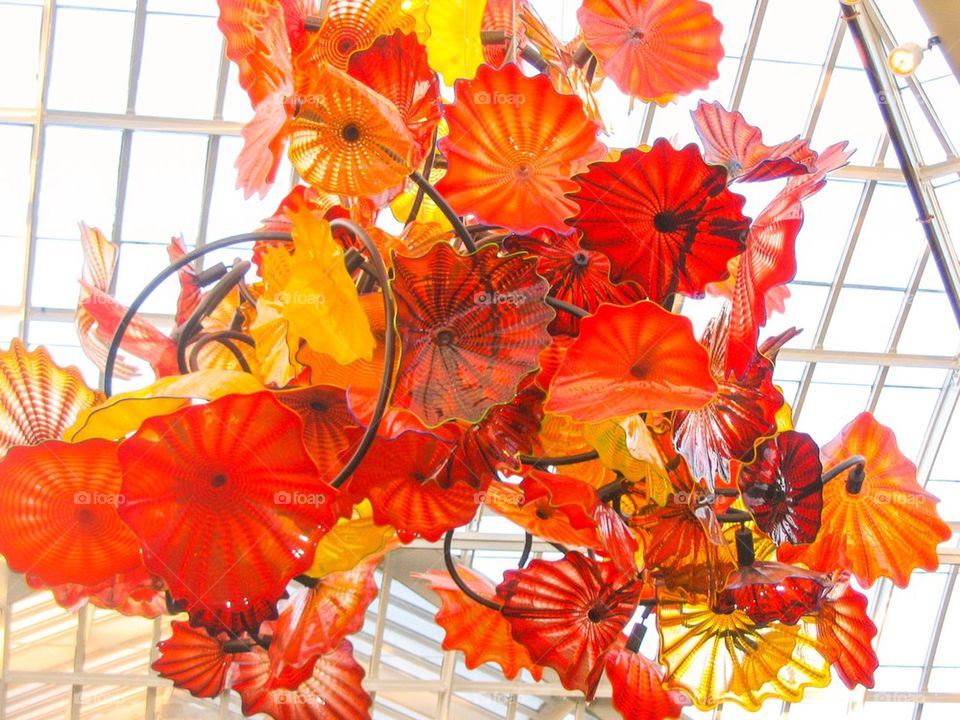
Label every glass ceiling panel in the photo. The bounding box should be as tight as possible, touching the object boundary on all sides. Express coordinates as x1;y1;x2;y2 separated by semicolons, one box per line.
0;2;43;108
47;4;135;113
0;0;958;718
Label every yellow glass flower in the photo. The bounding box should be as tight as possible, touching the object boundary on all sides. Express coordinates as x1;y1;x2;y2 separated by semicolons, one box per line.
425;0;486;84
280;205;376;365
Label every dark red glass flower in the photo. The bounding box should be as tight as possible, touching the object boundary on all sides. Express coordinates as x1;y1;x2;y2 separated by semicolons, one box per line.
715;562;828;625
569;139;749;302
391;242;553;425
456;382;545;485
117;392;340;633
502;229;646;335
736;431;823;546
497;552;641;698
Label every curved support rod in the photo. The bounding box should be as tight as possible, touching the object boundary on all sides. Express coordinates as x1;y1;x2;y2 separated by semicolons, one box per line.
187;330;254;374
821;454;867;494
443;529;505;613
327;219;397;489
716;508;754;524
104;231;293;396
404;126;439;227
176;260;251;373
545;295;590;319
518;532;534;569
408;171;476;253
519;450;600;467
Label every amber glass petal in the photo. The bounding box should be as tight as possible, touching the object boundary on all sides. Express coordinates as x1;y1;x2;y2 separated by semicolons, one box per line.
736;431;823;545
0;439;142;586
577;0;723;102
64;369;263;443
391;243;553;425
342;430;480;542
152;620;232;699
117;392;340;633
497;552;641;698
502;229;646;335
418;567;543;681
0;339;104;455
232;639;373;719
657;591;831;710
288;62;417;197
269;558;380;689
815;582;878;689
275;385;361;482
674;310;783;485
691;100;817;182
306;501;398;578
569;140;749;302
545;302;717;423
583;416;668;488
605;637;690;720
778;412;951;588
347;31;440;164
437;63;606;233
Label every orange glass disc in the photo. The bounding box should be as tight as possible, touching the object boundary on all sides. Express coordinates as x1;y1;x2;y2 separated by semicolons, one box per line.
437;63;606;233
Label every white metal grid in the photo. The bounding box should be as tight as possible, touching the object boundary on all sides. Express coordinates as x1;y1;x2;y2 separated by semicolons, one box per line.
0;0;958;718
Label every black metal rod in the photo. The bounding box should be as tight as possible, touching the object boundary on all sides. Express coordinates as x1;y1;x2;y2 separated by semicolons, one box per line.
841;2;960;327
545;295;590;319
327;219;397;489
443;529;505;612
821;454;866;486
187;330;254;373
408;171;476;252
519;450;600;467
404;126;439;227
518;532;533;569
176;260;251;373
103;231;292;396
